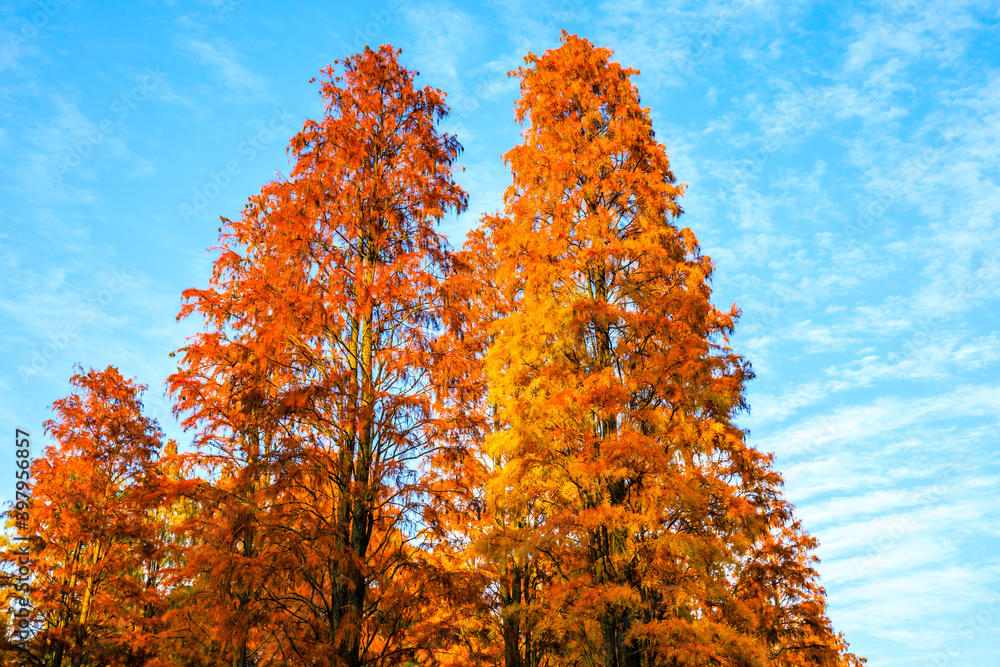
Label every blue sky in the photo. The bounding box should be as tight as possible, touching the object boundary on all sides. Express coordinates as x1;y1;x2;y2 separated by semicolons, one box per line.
2;0;999;664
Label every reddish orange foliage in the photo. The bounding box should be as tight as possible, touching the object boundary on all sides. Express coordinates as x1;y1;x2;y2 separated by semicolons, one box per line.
0;366;177;667
169;44;467;667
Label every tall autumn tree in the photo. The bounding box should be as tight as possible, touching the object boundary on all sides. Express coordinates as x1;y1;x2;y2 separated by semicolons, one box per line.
169;44;467;667
469;33;862;667
0;366;175;667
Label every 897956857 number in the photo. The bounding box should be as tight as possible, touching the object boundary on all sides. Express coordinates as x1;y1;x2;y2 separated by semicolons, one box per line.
14;429;31;533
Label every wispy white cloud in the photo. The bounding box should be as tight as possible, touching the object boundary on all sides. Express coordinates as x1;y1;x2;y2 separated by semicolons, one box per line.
753;383;1000;458
747;331;1000;423
186;38;266;96
844;0;983;72
400;2;478;89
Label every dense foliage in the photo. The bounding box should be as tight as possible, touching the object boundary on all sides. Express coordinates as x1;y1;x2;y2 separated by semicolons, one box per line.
1;36;862;667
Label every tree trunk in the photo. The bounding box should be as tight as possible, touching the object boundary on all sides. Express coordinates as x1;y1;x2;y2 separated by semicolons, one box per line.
502;564;523;667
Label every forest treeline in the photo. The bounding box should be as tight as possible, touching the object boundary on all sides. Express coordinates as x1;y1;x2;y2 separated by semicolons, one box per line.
1;34;864;667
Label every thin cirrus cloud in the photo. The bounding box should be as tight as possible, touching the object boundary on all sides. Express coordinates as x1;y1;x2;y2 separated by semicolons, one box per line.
186;38;267;96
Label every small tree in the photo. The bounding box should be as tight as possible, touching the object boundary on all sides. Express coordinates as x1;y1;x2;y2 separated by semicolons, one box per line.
0;366;174;667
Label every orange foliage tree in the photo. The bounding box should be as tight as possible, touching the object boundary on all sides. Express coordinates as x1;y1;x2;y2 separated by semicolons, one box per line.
0;366;176;667
456;33;863;667
169;44;468;667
